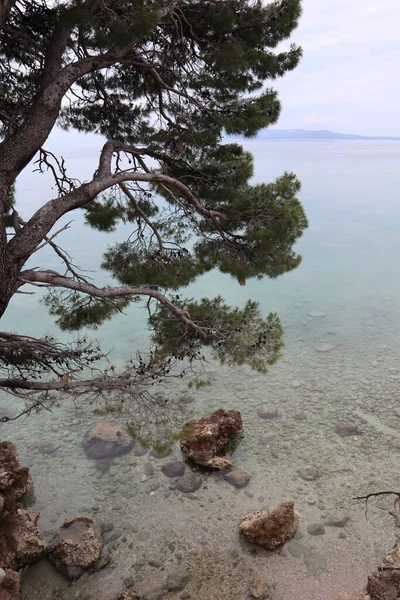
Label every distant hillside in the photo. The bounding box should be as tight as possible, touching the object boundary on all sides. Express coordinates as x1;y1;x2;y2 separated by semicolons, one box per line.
254;129;400;141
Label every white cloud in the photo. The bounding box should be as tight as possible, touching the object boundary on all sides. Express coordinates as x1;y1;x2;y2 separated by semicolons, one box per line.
272;0;400;135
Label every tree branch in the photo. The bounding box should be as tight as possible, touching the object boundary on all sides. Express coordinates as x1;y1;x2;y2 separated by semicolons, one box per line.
9;146;226;261
19;269;202;333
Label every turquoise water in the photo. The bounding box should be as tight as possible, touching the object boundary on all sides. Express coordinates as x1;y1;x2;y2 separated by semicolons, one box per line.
2;140;400;600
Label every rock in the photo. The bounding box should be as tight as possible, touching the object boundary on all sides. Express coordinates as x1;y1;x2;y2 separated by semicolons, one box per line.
307;522;325;536
140;584;165;600
161;462;186;478
298;466;321;481
180;409;243;469
48;515;102;579
390;439;400;449
143;463;154;477
240;501;299;549
367;568;400;599
166;567;191;592
304;553;328;576
0;569;20;600
37;441;57;455
293;411;308;421
224;470;250;489
0;441;32;502
0;442;46;572
249;575;269;599
334;423;364;437
149;448;172;459
287;542;312;558
315;344;334;353
324;513;349;528
116;591;140;600
383;547;400;570
176;473;202;494
133;445;148;457
256;405;280;419
83;419;134;459
95;459;112;474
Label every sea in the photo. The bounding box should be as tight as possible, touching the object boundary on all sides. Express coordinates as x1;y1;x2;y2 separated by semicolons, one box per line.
2;138;400;600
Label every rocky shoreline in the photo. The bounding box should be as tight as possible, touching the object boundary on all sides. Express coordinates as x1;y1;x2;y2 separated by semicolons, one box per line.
2;409;400;600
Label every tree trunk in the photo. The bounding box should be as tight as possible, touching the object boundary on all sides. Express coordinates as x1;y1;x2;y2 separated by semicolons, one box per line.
0;185;19;318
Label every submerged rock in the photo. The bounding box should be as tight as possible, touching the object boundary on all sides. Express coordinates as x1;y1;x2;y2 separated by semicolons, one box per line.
367;567;400;599
176;473;202;493
307;522;325;536
324;513;349;528
248;575;269;599
0;442;46;572
149;448;171;459
180;409;243;469
0;568;20;600
83;419;134;459
334;423;364;437
48;515;102;579
36;441;58;455
161;462;186;478
116;591;140;600
166;567;191;592
224;470;251;488
298;466;320;481
256;405;280;419
240;501;299;549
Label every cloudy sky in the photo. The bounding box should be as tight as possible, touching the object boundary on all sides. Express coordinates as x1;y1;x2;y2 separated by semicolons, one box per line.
272;0;400;135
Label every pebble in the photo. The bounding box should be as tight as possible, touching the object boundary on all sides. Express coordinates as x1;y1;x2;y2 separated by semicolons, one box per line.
315;344;334;353
257;405;280;419
143;463;155;477
324;513;349;527
298;466;321;481
148;559;162;568
150;448;172;459
166;567;191;592
307;522;326;536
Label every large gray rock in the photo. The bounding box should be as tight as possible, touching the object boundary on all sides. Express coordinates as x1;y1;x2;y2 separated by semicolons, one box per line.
176;473;202;493
83;419;134;459
48;515;102;579
240;502;299;549
180;409;243;469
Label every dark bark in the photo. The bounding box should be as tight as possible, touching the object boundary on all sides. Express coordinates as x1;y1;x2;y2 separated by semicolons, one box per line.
0;0;16;30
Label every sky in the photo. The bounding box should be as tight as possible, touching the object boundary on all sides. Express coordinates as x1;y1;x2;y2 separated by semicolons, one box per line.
272;0;400;136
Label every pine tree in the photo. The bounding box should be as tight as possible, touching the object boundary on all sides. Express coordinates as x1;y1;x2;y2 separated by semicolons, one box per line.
0;0;307;420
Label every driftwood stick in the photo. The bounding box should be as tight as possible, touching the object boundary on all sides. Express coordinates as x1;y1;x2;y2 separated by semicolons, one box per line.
353;491;400;520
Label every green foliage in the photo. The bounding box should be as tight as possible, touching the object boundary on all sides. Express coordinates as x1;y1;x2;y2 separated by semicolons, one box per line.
150;297;284;374
102;243;205;290
44;291;130;331
1;0;307;391
127;420;195;453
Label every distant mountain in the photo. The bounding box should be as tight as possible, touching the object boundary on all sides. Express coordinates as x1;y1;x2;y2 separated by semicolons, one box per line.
254;129;400;141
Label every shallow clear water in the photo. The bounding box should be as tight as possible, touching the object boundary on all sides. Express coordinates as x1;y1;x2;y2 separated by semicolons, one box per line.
2;140;400;600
